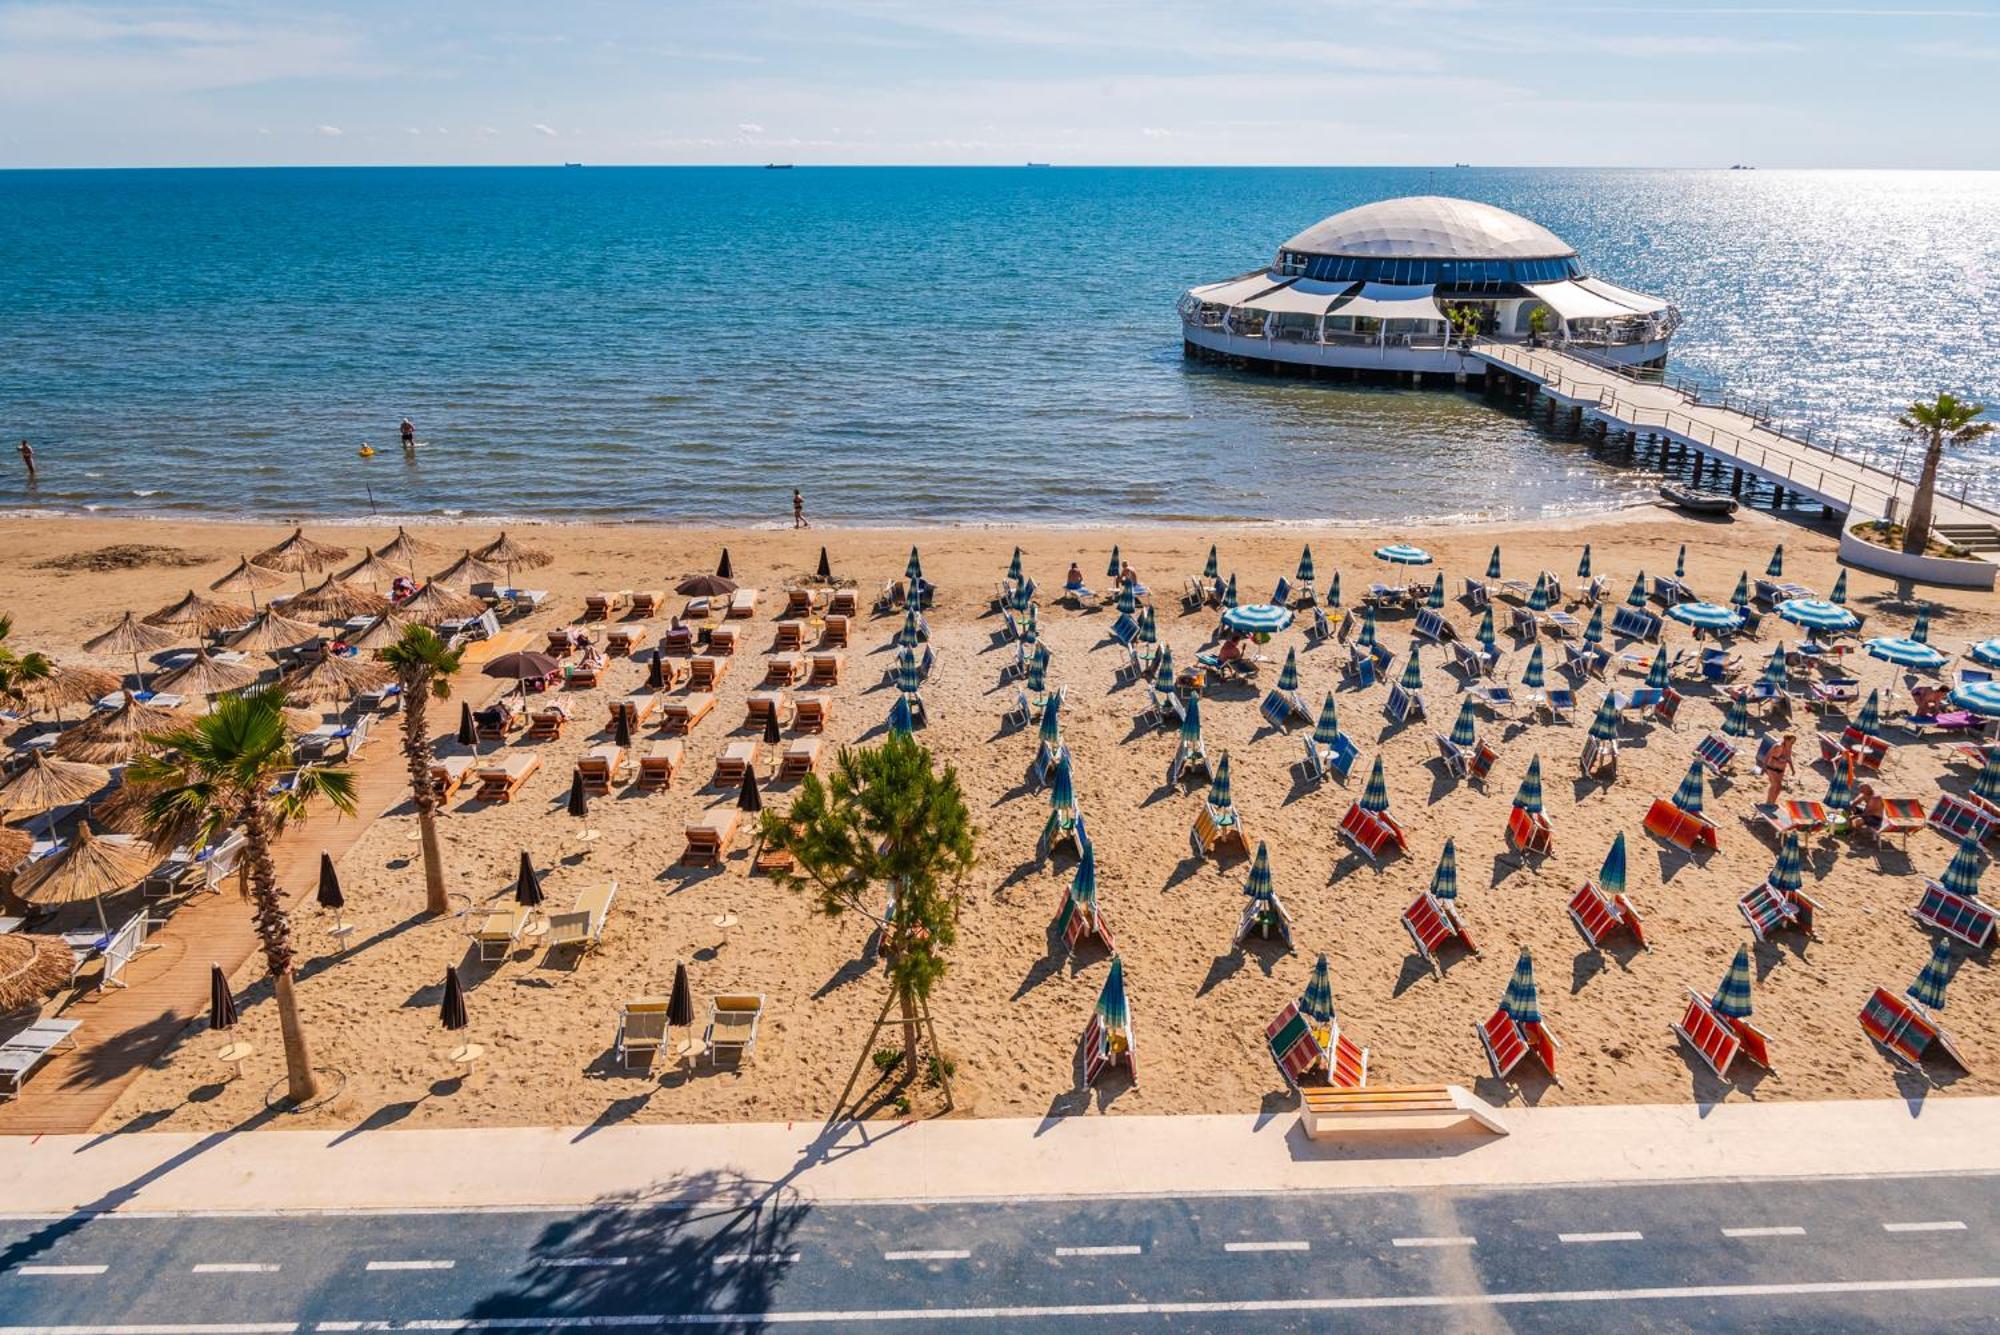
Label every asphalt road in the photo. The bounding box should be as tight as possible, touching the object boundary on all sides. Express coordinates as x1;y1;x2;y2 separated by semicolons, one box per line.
2;1171;1997;1332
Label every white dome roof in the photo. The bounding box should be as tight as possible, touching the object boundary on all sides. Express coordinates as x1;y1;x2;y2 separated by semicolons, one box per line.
1282;196;1575;261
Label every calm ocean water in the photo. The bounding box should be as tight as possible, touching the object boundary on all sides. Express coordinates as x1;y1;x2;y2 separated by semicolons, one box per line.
3;167;1996;526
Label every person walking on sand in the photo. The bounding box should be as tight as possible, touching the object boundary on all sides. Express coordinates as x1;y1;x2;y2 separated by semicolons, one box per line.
793;488;808;529
1761;731;1796;805
17;439;34;480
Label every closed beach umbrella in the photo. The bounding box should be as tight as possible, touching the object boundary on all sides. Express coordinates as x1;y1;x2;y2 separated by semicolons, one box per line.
1398;647;1424;694
1486;545;1503;581
1674;545;1686;580
1096;955;1131;1036
1513;755;1544;815
1776;599;1858;634
1222;574;1239;610
1645;648;1672;692
1973;751;2000;807
1179;692;1202;745
1582;604;1604;645
1198;545;1218;582
647;652;665;690
1626;571;1649;608
1357;606;1378;650
738;766;763;814
1223;603;1291;636
1969;638;2000;670
1359;755;1390;813
1296;546;1316;586
1829;569;1849;605
1866;636;1947;671
1521;644;1546;690
1048;752;1075;813
567;770;589;819
514;850;545;907
1855;689;1883;737
1138;606;1158;645
1712;946;1754;1021
1667;601;1741;633
1760;645;1789;689
1153;647;1175;694
1116;583;1137;617
1449;695;1479;748
1374;543;1433;567
1427;574;1446;610
440;966;469;1031
614;708;633;749
1326;572;1341;611
1823;753;1856;811
1241;842;1278;935
1106;545;1122;580
1209;752;1234;814
1768;830;1803;895
1599;832;1628;897
452;700;476;750
895;608;924;648
317;851;344;911
1500;948;1543;1025
1722;695;1753;738
1023;603;1040;642
1671;760;1705;815
1006;547;1023;584
209;963;239;1032
1766;544;1785;579
904;546;923;585
1939;836;1984;899
1277;647;1300;693
817;547;833;583
1527;572;1550;614
1729;572;1751;607
763;709;781;746
716;548;734;580
1911;605;1932;645
1475;606;1496;650
895;645;922;697
1314;693;1343;748
1587;694;1620;741
1027;643;1050;694
1039;692;1064;748
1429;838;1459;902
888;694;917;738
1576;545;1593;580
1908;938;1953;1011
668;961;694;1032
1300;954;1335;1036
1070;842;1098;920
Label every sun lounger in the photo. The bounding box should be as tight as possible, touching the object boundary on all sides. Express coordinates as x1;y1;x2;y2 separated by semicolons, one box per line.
1817;725;1888;771
705;993;764;1064
1468;740;1500;785
1505;803;1554;862
727;588;760;619
1929;792;1999;844
610;694;658;731
1478;1008;1561;1084
779;736;823;779
827;587;858;617
793;693;832;733
604;626;642;656
1469;684;1514;715
1383;684;1425;724
473;701;521;740
547;628;579;655
525;706;567;742
1508;606;1539;641
1749;800;1827;839
583;591;623;620
1544;610;1583;639
1339;803;1406;863
563;659;600;689
1300;1084;1506;1138
662;622;696;655
474;752;540;802
1738;880;1818;941
1912;880;1997;949
680;806;740;866
627;590;662;618
1402;892;1476;971
784;587;824;618
0;1019;82;1101
689;655;730;689
546;880;618;956
808;651;845;686
429;754;474;801
576;744;626;795
660;692;716;734
763;654;804;688
1860;988;1968;1071
1413;607;1453;643
636;739;684;792
1609;605;1662;643
1672;989;1772;1080
1645;797;1720;853
714;740;759;787
613;998;669;1068
745;693;792;732
708;624;740;656
1851;784;1926;847
1695;732;1737;776
821;614;850;647
1540;689;1576;724
773;620;809;653
1190;803;1249;860
1265;1001;1326;1090
1579;735;1616;779
1569;880;1648;951
469;904;531;962
1298;733;1359;787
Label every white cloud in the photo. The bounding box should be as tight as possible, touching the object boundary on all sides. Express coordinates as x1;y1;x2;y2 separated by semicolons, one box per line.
532;122;557;136
475;125;498;137
316;124;342;136
404;126;421;135
0;4;370;103
738;122;765;134
1141;127;1172;138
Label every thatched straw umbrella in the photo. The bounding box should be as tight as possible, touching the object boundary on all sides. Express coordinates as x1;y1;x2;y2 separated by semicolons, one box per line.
145;589;254;636
27;662;122;721
431;549;507;588
253;527;351;589
476;531;553;583
279;652;390;707
153;649;263;702
0;825;31;870
286;573;390;621
395;582;484;626
224;608;323;655
12;823;156;929
86;776;165;836
345;610;419;652
339;547;403;589
84;612;183;690
211;555;290;611
53;693;191;766
0;935;74;1011
376;526;445;573
0;753;112;836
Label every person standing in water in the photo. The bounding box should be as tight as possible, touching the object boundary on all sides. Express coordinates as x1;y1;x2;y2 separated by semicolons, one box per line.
399;418;415;448
17;439;35;480
793;488;808;529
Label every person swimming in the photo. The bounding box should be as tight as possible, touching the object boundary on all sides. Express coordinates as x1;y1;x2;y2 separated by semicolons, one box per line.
400;418;416;448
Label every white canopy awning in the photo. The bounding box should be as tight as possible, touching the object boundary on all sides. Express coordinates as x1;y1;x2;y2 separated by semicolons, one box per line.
1524;280;1638;322
1330;282;1444;323
1188;272;1287;306
1574;276;1671;315
1239;279;1354;316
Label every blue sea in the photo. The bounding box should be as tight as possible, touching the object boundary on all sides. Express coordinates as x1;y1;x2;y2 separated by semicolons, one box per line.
3;166;1996;526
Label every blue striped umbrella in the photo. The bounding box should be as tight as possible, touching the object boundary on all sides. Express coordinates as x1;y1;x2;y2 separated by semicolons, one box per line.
1449;695;1479;748
1202;545;1219;581
1729;572;1750;607
1179;692;1203;745
1940;835;1985;898
1761;644;1789;689
1722;694;1753;738
1599;832;1628;897
1106;545;1122;581
1222;603;1293;636
1577;545;1593;580
1116;582;1137;617
1829;569;1848;605
1429;838;1459;902
1766;544;1784;578
1049;752;1075;812
1475;605;1497;650
1210;751;1234;813
1671;760;1705;815
1011;580;1035;612
1582;603;1605;645
1071;839;1097;905
1675;545;1686;579
1587;693;1621;741
1006;547;1023;584
1139;606;1158;645
1626;571;1649;608
1645;648;1673;691
1777;599;1858;633
1823;752;1856;811
1669;601;1741;633
1096;955;1131;1032
1313;693;1343;747
896;608;925;648
1277;647;1300;693
1911;605;1932;644
1768;829;1803;895
1528;572;1550;614
1855;688;1882;737
1153;646;1176;693
1300;953;1335;1030
1907;938;1953;1011
896;645;924;697
905;546;924;584
1486;545;1503;581
1375;544;1433;566
1327;571;1341;611
1399;646;1424;693
1712;946;1754;1020
1866;636;1948;670
1222;574;1239;610
1359;755;1390;813
1500;948;1543;1025
1243;840;1274;904
1513;755;1544;815
1521;643;1546;690
1026;644;1049;694
1974;751;2000;806
1297;546;1316;586
1038;692;1063;748
1428;573;1446;610
1970;637;2000;669
1024;604;1040;641
1951;680;2000;718
887;694;916;737
1358;606;1378;650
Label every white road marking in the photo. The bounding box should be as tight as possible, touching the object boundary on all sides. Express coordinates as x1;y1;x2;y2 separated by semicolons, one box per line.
12;1264;109;1275
1053;1245;1142;1258
1884;1221;1966;1233
364;1260;455;1271
1559;1232;1644;1244
1223;1240;1310;1253
712;1252;800;1265
1722;1226;1806;1238
532;1257;630;1268
192;1264;282;1274
1393;1236;1477;1248
882;1249;970;1261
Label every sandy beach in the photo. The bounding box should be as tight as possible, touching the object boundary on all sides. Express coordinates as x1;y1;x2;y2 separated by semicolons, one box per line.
1;506;1995;1132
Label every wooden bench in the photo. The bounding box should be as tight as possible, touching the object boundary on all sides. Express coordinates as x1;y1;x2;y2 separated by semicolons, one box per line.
1299;1084;1506;1138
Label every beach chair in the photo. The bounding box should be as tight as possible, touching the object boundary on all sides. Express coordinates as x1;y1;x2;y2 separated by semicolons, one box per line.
713;740;759;788
1452;640;1491;680
1081;1003;1137;1088
772;621;809;654
663;620;699;655
1695;732;1737;777
1505;803;1554;862
1402;892;1477;971
1699;649;1743;684
1507;606;1539;642
429;754;474;801
1568;880;1648;951
1413;607;1451;643
1299;733;1359;786
1750;800;1828;839
1563;642;1608;680
1851;784;1927;848
808;651;845;686
613;998;669;1069
680;807;740;866
473;700;521;741
1860;988;1968;1072
1003;690;1033;732
1738;881;1821;942
689;654;730;689
1541;689;1576;724
576;744;626;796
1928;792;2000;844
1609;605;1662;643
627;590;662;618
1672;989;1772;1080
469;904;531;962
1579;734;1617;779
1339;803;1407;863
704;994;765;1064
547;627;579;655
526;706;567;741
637;739;684;792
780;736;823;780
1544;609;1583;640
821;613;850;647
584;591;619;620
1435;734;1471;780
1911;881;1998;950
609;694;658;733
1166;738;1210;789
707;624;740;656
1305;606;1333;646
1468;740;1501;785
828;587;859;618
604;626;642;657
660;692;716;734
1383;684;1425;725
0;1020;82;1101
1644;796;1719;853
1817;726;1887;772
1468;683;1514;716
1190;802;1249;860
1341;650;1378;692
746;689;793;728
1477;1008;1561;1085
1265;1001;1326;1091
474;752;540;802
546;880;618;956
784;587;823;619
727;588;760;619
1652;688;1684;730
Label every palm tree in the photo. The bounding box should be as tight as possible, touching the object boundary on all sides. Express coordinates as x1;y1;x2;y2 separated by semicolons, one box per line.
1896;392;1994;555
130;688;356;1103
0;614;52;712
379;625;463;916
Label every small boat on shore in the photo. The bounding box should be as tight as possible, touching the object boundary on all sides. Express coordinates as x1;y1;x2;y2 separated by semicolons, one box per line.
1659;483;1738;516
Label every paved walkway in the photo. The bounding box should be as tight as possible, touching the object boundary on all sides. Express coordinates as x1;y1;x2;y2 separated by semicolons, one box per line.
2;1096;1995;1216
0;630;532;1137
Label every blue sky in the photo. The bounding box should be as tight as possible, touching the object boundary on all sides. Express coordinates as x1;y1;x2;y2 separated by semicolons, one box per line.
2;1;1997;168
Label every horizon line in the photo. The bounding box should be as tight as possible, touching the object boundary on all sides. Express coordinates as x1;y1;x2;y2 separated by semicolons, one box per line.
3;162;1997;173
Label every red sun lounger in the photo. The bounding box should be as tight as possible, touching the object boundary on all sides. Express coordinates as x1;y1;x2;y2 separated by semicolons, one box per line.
1672;990;1773;1079
1739;881;1821;942
1402;892;1477;971
1860;988;1968;1072
1506;804;1554;862
1911;882;1997;950
1929;793;1999;844
1340;803;1407;864
1568;881;1649;951
1645;798;1720;854
1477;1009;1561;1084
1265;1002;1326;1091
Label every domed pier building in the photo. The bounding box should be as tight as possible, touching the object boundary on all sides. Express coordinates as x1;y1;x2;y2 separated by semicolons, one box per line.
1179;196;1676;378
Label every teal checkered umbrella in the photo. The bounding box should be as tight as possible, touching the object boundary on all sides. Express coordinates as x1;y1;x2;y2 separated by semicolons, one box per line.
896;607;924;647
1070;838;1098;907
1486;545;1502;581
1243;840;1274;904
1855;688;1882;737
1513;754;1544;814
905;546;924;584
1722;694;1752;738
1139;606;1158;645
1277;647;1300;693
1769;829;1803;895
1399;646;1424;693
1627;571;1649;608
1867;635;1948;670
1154;646;1176;693
1202;545;1219;581
1314;693;1343;748
1223;573;1239;610
1712;945;1754;1020
1096;955;1131;1031
1766;544;1784;578
1300;953;1335;1029
1777;599;1858;633
888;694;916;737
1599;832;1627;897
1908;938;1953;1011
1297;546;1316;586
1359;755;1390;813
1671;760;1705;815
1429;838;1459;902
1116;582;1137;616
1829;569;1848;605
1582;604;1605;645
1106;545;1122;580
1006;547;1023;584
1038;691;1063;747
1974;751;2000;806
1729;571;1750;607
1971;638;2000;670
1449;695;1479;748
1049;751;1075;811
1646;648;1672;691
1180;691;1202;744
1577;545;1593;580
1668;601;1742;633
1011;579;1035;612
1940;835;1984;898
1375;544;1433;566
1528;571;1550;613
1358;606;1378;650
896;645;924;697
1761;644;1788;688
1587;693;1621;741
1823;753;1856;810
1476;605;1497;650
1910;604;1931;644
1675;545;1686;579
1428;573;1446;609
1521;643;1546;690
1500;948;1543;1025
1027;644;1051;694
1327;571;1341;611
1210;751;1234;813
1024;603;1040;641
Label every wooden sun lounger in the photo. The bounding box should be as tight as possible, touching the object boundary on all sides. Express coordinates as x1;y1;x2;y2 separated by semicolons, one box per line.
1300;1084;1506;1138
660;692;716;734
583;591;622;620
604;625;645;656
546;880;618;955
828;588;859;617
821;614;850;647
747;690;792;726
429;754;474;801
708;624;741;655
474;752;540;802
773;621;809;652
714;740;759;786
728;588;760;619
526;707;567;741
662;623;696;655
765;654;805;686
636;739;685;791
610;694;658;731
689;655;730;689
808;651;845;686
794;694;832;732
785;587;825;618
629;591;663;617
576;744;626;795
780;736;823;779
681;807;740;865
